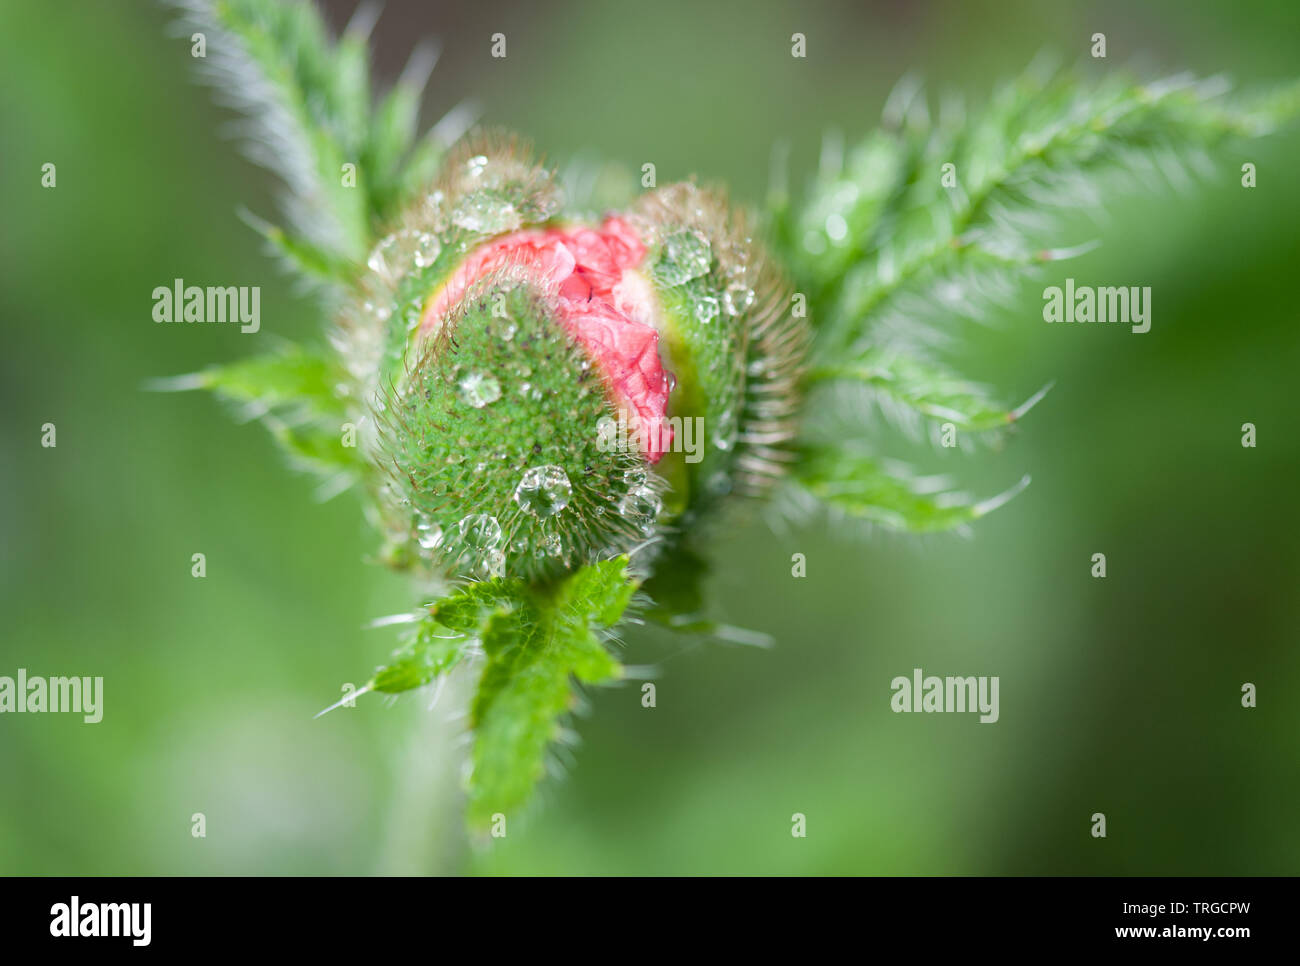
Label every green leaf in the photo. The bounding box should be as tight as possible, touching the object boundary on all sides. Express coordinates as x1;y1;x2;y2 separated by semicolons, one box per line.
176;0;372;263
356;580;522;698
190;344;347;411
465;558;635;828
151;343;363;478
362;41;441;224
176;1;457;271
809;349;1051;433
791;445;1029;534
777;64;1297;531
239;209;356;284
340;559;638;829
370;618;469;694
778;65;1300;359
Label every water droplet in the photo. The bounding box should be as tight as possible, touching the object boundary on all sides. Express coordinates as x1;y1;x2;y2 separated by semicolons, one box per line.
692;294;720;324
618;485;662;533
413;232;441;269
657;229;713;286
367;233;400;276
466;155;489;178
623;467;648;489
458;513;502;549
479;548;506;579
416;516;444;551
723;283;755;316
451;192;522;234
541;533;563;557
499;321;518;341
363;300;392;323
513;465;573;517
457;372;502;408
714;409;736;450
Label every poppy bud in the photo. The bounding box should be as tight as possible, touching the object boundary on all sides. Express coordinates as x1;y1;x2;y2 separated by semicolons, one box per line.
341;134;809;581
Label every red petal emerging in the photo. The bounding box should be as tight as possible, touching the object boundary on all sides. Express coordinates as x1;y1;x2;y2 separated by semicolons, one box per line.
421;217;673;461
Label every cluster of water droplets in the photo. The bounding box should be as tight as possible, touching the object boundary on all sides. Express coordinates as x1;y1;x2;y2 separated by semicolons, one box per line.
445;153;563;237
652;227;757;330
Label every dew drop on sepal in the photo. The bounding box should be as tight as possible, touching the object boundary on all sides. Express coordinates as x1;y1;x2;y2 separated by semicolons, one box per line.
513;465;573;517
723;283;754;316
657;229;712;286
416;515;444;550
622;467;648;489
694;295;720;324
458;513;502;549
457;372;502;408
618;486;662;533
479;547;506;579
413;232;441;269
451;192;522;234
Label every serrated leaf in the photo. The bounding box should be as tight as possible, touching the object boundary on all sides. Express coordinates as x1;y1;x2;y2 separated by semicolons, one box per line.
370;619;467;694
466;557;635;828
152;344;363;478
809;348;1049;433
364;578;524;695
176;0;371;262
193;344;348;412
342;559;638;829
175;0;462;270
240;209;357;284
363;41;440;223
779;65;1300;359
792;445;1029;533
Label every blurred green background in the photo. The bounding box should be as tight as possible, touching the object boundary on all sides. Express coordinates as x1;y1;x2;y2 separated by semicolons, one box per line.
1;0;1297;875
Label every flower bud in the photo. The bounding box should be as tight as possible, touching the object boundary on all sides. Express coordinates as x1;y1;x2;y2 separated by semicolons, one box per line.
341;134;809;581
626;183;809;522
